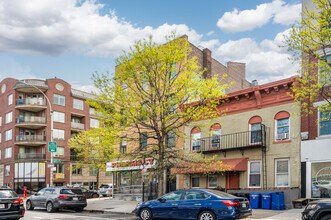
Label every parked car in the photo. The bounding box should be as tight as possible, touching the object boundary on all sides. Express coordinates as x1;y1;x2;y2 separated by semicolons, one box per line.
70;187;99;199
26;187;87;213
302;199;331;220
134;189;251;220
98;184;113;197
0;187;25;219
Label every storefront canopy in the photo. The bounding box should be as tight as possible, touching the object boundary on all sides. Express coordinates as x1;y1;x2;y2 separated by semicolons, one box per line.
171;158;247;174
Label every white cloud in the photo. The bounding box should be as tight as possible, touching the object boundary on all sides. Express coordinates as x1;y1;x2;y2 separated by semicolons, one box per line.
0;0;216;57
216;0;301;33
215;29;299;84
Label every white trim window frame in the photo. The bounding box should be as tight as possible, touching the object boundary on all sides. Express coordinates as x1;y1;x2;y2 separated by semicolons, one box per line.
275;118;290;141
248;160;261;188
275;159;290;187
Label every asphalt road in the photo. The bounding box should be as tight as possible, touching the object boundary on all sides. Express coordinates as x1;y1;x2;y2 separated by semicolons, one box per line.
22;209;139;220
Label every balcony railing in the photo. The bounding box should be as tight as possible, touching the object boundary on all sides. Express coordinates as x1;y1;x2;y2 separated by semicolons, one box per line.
16;98;46;106
15;153;46;160
71;122;85;130
15;135;46;142
16;116;46;124
193;126;266;153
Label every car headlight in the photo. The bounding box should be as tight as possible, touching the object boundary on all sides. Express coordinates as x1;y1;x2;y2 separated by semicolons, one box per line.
306;204;317;210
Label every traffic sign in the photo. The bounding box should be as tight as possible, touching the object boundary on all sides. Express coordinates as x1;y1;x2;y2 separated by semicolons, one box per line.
48;142;57;152
54;159;62;163
47;163;54;168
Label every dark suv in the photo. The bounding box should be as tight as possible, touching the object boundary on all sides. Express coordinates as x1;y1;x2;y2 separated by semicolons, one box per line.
0;187;25;220
26;187;87;213
302;199;331;220
70;187;99;199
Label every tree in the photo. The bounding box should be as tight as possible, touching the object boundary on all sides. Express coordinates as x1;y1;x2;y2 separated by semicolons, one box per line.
69;127;118;188
286;0;331;114
91;35;231;196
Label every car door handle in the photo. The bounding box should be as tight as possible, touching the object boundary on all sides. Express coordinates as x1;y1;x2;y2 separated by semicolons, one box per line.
194;203;201;206
172;203;178;206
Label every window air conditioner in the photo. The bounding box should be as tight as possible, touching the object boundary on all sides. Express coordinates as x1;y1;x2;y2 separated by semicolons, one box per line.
277;133;289;140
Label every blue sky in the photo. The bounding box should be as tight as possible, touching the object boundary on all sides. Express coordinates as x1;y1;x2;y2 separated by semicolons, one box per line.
0;0;301;92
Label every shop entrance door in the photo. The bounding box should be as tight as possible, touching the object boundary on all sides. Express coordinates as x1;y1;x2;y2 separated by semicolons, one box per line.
226;172;240;189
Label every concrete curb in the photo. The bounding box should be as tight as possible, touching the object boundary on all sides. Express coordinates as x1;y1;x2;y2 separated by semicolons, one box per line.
84;209;135;215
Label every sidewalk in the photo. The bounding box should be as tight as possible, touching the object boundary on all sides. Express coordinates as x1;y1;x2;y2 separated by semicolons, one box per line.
85;198;304;219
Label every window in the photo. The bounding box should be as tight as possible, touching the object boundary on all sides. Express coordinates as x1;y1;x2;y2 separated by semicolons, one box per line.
0;150;1;159
140;132;148;150
0;133;2;143
275;159;290;187
191;127;201;151
90;118;99;128
208;175;217;188
90;166;98;176
7;94;13;106
5;165;10;176
210;124;221;148
53;111;65;123
53;94;65;106
4;147;12;158
319;54;331;84
53;129;65;140
5;129;12;141
319;110;331;136
161;191;182;201
0;116;2;126
54;146;64;157
191;176;200;188
89;108;96;115
5;112;12;124
120;138;127;154
72;165;82;175
184;191;208;200
73;99;84;110
249;116;262;144
275;111;290;141
55;164;64;173
166;130;176;147
248;161;261;188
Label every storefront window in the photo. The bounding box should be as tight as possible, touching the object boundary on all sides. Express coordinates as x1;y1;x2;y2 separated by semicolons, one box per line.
311;162;331;198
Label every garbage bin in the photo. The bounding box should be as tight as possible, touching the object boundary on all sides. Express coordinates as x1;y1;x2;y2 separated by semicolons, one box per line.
261;192;271;209
271;192;285;210
249;192;261;209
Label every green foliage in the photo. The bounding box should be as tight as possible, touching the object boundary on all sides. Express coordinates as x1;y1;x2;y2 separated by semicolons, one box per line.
286;0;331;114
90;34;230;195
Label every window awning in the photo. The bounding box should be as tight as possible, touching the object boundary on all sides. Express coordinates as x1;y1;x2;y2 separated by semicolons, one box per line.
171;158;247;174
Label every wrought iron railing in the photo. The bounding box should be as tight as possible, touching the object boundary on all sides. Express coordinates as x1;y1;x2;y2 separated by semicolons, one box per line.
193;125;266;152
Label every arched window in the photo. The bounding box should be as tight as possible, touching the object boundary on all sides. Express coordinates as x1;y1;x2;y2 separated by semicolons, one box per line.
191;127;201;151
274;111;290;141
249;116;262;144
210;124;221;149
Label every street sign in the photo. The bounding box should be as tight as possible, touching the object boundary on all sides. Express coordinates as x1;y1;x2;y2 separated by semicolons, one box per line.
48;142;57;152
54;159;62;163
47;163;54;168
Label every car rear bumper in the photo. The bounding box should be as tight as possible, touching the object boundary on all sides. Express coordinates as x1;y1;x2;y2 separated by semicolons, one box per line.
0;210;24;219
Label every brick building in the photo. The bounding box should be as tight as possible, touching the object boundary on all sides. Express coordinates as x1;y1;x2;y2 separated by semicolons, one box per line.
0;77;109;194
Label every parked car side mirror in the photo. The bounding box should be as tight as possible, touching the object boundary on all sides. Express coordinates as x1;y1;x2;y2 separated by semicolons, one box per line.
158;198;166;203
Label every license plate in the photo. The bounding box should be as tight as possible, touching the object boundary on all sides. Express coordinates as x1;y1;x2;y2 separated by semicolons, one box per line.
242;203;247;208
73;197;78;201
0;204;5;208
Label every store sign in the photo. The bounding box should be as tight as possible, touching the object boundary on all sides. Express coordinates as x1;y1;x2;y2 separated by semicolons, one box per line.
106;158;155;172
53;173;65;180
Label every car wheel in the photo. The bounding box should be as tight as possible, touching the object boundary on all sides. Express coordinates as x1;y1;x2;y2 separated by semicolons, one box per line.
26;200;34;210
198;210;216;220
92;193;99;198
321;214;331;220
46;202;55;213
139;208;153;220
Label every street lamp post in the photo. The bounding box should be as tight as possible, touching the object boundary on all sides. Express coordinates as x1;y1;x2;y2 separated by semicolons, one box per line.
19;80;54;186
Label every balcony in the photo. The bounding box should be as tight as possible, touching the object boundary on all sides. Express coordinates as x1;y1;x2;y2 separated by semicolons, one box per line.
15;153;46;161
15;116;46;129
15;135;46;146
15;98;47;112
193;127;266;155
71;122;85;131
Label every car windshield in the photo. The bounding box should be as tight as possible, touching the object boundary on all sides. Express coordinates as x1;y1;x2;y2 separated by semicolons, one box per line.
205;189;236;198
60;189;75;195
101;185;109;188
0;190;18;198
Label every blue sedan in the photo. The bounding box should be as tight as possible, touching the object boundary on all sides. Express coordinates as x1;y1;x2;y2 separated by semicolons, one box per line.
134;189;252;220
